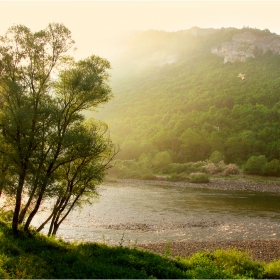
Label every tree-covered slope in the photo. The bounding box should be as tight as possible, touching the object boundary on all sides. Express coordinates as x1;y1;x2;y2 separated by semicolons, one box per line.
95;27;280;166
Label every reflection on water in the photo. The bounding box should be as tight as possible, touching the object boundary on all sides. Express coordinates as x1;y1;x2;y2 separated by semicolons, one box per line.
33;181;280;245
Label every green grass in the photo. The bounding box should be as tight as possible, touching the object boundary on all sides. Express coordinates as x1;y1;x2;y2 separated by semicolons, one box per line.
0;220;279;279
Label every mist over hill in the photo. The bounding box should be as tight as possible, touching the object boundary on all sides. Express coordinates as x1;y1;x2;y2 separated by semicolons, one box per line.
93;27;280;174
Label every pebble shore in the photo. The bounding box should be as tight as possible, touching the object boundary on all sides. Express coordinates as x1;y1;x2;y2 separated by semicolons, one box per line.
118;178;280;262
117;177;280;193
138;240;280;263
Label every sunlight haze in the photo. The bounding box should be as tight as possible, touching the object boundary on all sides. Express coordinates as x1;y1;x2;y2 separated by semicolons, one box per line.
1;1;280;60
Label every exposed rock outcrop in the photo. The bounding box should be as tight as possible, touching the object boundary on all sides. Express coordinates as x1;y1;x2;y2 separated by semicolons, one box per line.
211;31;280;63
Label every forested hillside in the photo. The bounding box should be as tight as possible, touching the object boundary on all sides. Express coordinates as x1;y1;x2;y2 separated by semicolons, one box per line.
93;27;280;177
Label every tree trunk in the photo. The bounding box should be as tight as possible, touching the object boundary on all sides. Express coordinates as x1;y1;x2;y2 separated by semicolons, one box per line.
19;184;38;224
12;172;26;232
49;194;81;236
36;212;54;232
24;184;46;231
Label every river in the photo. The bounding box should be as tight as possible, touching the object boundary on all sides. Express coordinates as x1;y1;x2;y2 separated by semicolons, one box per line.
33;179;280;246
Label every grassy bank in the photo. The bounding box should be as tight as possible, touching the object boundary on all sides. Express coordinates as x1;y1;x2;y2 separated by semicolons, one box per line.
0;221;279;279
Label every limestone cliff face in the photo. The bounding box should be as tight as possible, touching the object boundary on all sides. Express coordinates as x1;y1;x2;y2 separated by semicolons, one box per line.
211;32;280;63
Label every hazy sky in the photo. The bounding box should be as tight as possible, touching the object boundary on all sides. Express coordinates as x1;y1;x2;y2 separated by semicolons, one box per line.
1;1;280;59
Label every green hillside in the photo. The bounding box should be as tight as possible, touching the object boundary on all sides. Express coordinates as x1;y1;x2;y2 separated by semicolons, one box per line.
94;27;280;177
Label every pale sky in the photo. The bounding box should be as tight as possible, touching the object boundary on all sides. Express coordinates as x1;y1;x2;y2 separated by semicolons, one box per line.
1;1;280;60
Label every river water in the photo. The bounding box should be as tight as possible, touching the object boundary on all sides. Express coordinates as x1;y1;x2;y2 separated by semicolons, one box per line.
33;180;280;246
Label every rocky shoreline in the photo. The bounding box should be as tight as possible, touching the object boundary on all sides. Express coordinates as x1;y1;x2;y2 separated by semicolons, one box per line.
137;240;280;263
116;177;280;193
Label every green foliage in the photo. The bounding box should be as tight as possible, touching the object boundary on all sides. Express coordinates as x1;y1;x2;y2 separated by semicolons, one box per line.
209;151;225;164
189;172;209;183
109;159;213;181
262;159;280;176
0;24;116;234
0;222;279;279
166;173;190;182
152;151;173;173
179;249;264;279
243;155;267;175
168;162;203;174
108;159;156;180
94;27;280;176
263;259;280;279
0;222;186;279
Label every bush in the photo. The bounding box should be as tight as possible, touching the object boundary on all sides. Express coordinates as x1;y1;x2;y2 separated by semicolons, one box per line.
190;172;209;183
217;160;227;172
203;161;232;175
263;259;280;279
168;162;203;175
152;151;172;173
168;163;189;174
204;162;219;175
209;150;225;164
179;249;264;279
243;155;267;175
262;159;280;176
166;173;190;182
222;163;240;176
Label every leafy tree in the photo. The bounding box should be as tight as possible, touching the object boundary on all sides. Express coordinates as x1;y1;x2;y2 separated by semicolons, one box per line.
209;150;224;163
152;151;172;173
243;155;267;175
179;128;210;162
0;24;115;233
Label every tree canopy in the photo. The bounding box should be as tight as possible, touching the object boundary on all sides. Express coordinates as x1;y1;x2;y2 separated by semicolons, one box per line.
0;23;116;234
94;27;280;176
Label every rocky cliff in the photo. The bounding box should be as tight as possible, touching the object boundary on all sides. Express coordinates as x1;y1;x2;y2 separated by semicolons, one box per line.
211;31;280;63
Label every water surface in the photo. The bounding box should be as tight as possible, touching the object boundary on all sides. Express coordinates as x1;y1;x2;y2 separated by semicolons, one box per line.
33;181;280;245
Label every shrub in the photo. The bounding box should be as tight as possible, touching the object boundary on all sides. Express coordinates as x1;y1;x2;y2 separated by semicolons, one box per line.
152;151;172;173
190;172;209;183
263;259;280;279
222;163;240;176
209;150;225;164
262;159;280;176
168;162;202;175
217;160;227;172
168;163;189;174
204;162;219;175
179;249;264;279
166;173;190;182
243;155;267;175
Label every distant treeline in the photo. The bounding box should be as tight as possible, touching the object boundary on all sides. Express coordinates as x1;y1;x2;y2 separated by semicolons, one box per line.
95;27;280;177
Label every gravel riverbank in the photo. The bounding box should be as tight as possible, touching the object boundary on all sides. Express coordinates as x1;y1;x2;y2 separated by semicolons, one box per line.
115;178;280;262
116;177;280;193
138;240;280;263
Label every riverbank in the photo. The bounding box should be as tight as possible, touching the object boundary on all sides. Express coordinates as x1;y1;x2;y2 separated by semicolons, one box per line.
115;178;280;262
138;240;280;263
115;177;280;193
1;221;279;279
